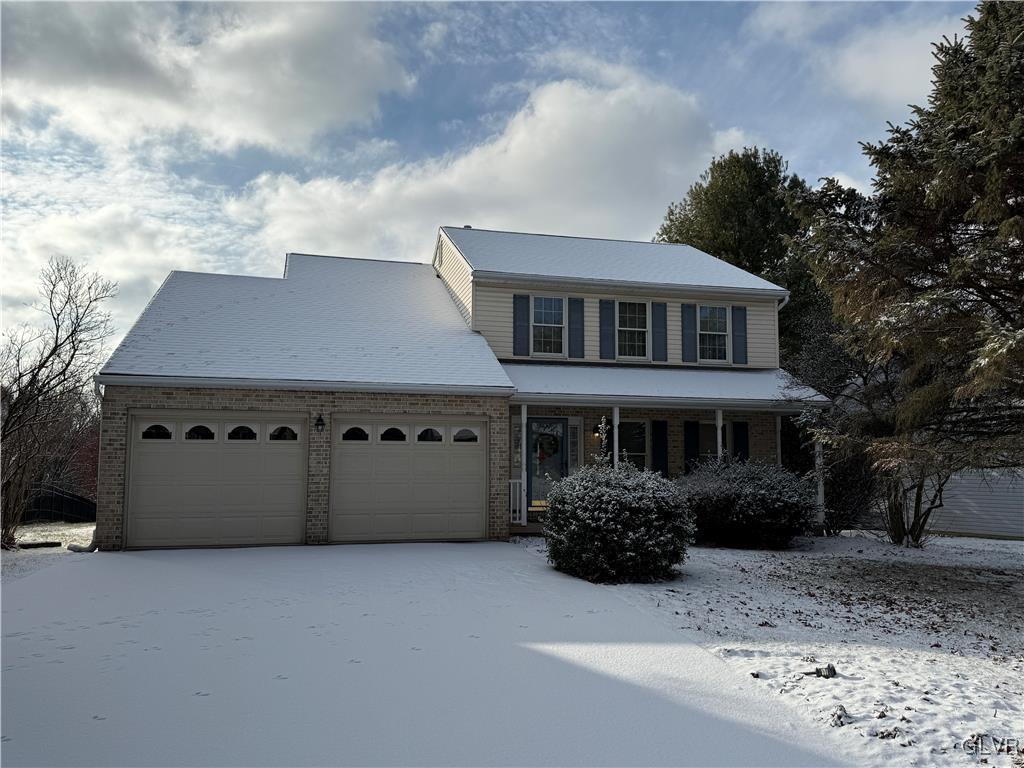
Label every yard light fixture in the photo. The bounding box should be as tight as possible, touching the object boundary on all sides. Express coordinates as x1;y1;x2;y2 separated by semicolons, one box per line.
314;414;326;434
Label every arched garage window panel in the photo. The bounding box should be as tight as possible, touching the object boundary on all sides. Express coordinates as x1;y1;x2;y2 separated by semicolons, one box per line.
227;425;258;441
452;427;480;444
379;426;407;442
185;424;216;441
416;427;444;443
141;424;173;440
341;426;370;441
269;425;299;441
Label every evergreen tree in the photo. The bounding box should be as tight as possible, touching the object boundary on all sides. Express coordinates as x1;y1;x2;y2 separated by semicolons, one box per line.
798;2;1024;542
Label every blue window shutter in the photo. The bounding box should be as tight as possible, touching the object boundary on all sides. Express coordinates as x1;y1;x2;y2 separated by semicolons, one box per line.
683;420;700;473
732;306;748;365
732;421;749;460
652;302;667;362
599;300;615;359
568;298;584;358
681;304;697;362
513;295;530;356
651;420;669;476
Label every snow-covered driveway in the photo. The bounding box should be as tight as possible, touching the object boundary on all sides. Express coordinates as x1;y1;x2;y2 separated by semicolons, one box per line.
2;543;845;767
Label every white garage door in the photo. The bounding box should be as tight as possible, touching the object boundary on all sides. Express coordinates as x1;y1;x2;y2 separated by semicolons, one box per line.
330;417;488;542
127;412;307;548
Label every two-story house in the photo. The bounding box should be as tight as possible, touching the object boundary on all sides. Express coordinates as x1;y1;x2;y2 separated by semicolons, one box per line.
93;226;826;550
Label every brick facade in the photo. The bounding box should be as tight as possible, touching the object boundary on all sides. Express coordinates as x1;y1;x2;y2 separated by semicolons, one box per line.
96;385;510;550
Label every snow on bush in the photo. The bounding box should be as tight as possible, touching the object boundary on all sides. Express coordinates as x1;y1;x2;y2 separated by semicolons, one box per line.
678;460;815;549
544;458;694;583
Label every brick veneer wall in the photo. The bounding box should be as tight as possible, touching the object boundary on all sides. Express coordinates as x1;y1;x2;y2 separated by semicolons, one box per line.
510;405;778;478
96;385;510;550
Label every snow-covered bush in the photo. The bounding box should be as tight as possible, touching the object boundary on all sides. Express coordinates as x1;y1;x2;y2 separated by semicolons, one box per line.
678;460;816;549
544;459;694;583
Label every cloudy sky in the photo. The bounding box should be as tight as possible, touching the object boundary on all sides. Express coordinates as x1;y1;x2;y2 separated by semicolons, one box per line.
2;1;971;345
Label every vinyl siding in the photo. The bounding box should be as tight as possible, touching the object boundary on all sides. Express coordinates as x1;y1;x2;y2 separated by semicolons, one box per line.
929;470;1024;539
433;233;473;325
473;284;779;368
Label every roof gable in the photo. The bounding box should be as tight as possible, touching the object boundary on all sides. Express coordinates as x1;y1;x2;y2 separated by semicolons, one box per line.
440;226;785;295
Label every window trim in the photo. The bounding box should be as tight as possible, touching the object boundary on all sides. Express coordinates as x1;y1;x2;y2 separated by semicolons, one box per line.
339;424;372;442
529;294;568;358
226;423;260;443
140;422;175;441
267;424;301;442
451;426;481;445
697;303;732;364
615;300;651;361
377;425;409;443
183;422;218;442
415;425;446;445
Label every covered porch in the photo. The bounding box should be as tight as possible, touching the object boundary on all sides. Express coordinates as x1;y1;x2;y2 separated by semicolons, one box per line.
502;363;828;530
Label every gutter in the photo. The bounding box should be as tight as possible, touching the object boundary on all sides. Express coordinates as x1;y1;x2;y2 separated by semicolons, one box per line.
510;391;829;410
471;270;789;300
94;374;516;398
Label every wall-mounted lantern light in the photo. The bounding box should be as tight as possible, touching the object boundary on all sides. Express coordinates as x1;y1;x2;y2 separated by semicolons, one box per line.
314;414;326;434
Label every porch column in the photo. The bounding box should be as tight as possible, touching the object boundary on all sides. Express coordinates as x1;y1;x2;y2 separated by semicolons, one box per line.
715;409;723;459
814;440;826;522
520;404;528;513
612;405;620;468
776;415;783;465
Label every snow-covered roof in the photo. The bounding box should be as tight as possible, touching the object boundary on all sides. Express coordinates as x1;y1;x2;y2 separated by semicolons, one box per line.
441;226;786;295
502;363;827;409
98;254;514;393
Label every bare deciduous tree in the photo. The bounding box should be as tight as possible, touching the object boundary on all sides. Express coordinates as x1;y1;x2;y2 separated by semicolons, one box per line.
1;256;116;548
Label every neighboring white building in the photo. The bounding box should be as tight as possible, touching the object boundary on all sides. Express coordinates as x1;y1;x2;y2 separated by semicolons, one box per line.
930;470;1024;540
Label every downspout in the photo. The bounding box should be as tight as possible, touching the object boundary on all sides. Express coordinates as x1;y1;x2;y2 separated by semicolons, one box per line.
778;294;790;311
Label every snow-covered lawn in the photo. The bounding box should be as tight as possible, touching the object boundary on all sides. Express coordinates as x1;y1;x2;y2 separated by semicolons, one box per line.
1;543;849;767
520;534;1024;767
1;522;95;582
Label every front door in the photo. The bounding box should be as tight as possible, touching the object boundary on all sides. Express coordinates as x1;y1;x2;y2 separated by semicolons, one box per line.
527;418;569;506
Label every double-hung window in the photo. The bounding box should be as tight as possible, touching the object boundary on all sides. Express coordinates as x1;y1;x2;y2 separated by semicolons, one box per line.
617;301;648;358
698;305;729;361
532;296;565;355
618;421;648;468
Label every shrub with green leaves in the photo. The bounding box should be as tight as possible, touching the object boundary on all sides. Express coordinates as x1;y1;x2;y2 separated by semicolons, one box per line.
679;461;816;549
544;459;694;583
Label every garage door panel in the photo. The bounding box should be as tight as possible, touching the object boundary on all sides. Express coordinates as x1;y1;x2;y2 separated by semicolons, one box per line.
411;452;449;476
331;418;487;542
127;413;306;548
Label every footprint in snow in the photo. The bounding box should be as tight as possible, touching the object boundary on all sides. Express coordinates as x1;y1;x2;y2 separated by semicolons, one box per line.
411;647;422;651
92;715;107;721
348;659;361;664
194;691;211;697
1;736;11;742
274;675;288;680
468;634;480;639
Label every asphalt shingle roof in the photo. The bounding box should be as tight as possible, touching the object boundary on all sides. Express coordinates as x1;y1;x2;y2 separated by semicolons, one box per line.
99;254;514;392
441;226;786;294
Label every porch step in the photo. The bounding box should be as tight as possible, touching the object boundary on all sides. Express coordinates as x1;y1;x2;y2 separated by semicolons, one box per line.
511;523;545;536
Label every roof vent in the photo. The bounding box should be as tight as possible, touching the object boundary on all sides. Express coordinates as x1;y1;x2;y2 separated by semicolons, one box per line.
463;224;472;229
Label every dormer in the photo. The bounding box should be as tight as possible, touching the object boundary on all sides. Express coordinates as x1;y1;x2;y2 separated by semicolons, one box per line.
432;226;789;369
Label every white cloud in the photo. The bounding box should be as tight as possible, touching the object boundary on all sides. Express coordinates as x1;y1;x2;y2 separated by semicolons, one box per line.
743;4;965;115
228;60;730;263
824;14;962;113
0;3;413;156
743;3;852;46
1;145;259;339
